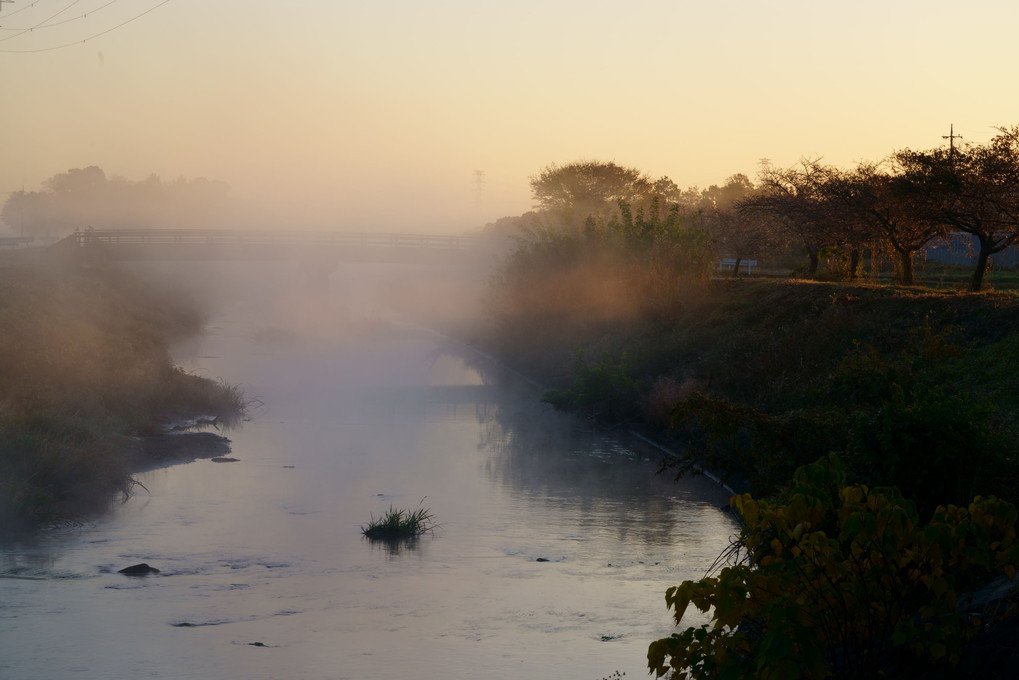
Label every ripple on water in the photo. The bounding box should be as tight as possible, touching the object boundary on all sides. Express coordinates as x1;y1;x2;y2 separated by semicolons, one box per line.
0;567;91;581
169;609;301;628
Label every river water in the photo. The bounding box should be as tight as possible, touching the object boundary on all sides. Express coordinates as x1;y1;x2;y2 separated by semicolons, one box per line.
0;262;736;680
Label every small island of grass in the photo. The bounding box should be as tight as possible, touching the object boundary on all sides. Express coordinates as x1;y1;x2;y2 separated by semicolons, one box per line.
361;505;436;540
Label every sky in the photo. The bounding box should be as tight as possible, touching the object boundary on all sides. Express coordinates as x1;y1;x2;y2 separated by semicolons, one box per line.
2;0;1019;233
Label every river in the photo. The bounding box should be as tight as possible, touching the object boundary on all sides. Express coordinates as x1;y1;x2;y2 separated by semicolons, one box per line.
0;261;736;680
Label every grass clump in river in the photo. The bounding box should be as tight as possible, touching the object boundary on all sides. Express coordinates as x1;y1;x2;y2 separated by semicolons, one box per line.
0;248;246;538
361;505;436;540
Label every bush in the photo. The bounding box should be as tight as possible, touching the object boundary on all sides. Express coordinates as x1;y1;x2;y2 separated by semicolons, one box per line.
541;350;639;423
648;456;1019;680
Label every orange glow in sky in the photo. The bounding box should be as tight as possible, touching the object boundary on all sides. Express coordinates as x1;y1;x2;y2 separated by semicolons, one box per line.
3;0;1018;232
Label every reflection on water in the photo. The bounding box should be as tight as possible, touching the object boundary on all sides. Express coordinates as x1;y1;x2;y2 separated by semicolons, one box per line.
0;266;736;680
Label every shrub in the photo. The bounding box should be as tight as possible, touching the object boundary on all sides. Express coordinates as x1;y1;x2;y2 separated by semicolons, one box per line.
647;456;1019;680
541;350;639;423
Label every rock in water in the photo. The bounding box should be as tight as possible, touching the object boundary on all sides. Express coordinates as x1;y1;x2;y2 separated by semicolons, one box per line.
118;563;160;575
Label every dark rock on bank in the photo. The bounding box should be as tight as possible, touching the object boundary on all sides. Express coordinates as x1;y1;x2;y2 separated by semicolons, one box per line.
126;432;232;472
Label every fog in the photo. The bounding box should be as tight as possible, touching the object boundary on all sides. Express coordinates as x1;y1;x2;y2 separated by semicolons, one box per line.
0;244;739;678
5;1;1019;238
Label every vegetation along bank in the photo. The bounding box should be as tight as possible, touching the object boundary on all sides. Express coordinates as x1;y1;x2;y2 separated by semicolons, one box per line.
475;133;1019;679
0;248;245;539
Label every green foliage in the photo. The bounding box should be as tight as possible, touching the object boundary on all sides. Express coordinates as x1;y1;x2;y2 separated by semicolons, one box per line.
830;320;1019;515
541;350;638;423
662;392;839;495
483;200;713;381
361;504;436;540
648;456;1019;680
666;312;1019;509
528;160;679;231
831;316;965;403
844;384;1017;518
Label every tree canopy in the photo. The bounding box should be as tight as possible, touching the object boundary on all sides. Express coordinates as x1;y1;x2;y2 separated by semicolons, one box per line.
1;166;232;239
529;161;679;230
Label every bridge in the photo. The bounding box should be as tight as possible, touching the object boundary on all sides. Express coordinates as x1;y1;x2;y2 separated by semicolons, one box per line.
64;228;507;266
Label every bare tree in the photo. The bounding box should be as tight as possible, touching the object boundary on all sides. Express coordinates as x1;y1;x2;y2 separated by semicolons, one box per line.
740;162;839;278
684;174;775;277
819;162;943;286
896;128;1019;291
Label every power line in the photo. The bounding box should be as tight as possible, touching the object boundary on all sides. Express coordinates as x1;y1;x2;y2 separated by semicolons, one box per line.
0;0;85;42
943;123;963;156
0;0;170;52
0;0;44;19
0;0;121;33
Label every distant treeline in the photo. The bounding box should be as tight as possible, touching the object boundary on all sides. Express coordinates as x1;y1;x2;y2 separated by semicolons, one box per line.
486;126;1019;292
1;166;231;240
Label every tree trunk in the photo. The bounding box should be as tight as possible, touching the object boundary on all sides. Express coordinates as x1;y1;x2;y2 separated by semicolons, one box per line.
868;247;882;282
807;247;820;278
849;248;861;280
731;256;742;278
897;249;914;286
970;246;992;292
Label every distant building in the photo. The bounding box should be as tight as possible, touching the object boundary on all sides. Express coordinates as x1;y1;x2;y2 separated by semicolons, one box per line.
0;235;34;249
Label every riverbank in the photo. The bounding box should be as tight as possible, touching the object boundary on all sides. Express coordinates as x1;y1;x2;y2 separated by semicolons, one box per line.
0;248;245;538
472;271;1019;677
475;277;1019;505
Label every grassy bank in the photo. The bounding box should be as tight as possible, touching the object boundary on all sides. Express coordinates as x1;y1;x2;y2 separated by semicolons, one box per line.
479;274;1019;507
476;268;1019;677
0;249;244;537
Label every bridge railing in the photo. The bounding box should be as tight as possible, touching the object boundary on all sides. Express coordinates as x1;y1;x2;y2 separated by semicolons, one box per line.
73;228;479;250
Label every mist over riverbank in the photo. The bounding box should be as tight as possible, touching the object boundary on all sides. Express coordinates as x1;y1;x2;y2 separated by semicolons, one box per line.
0;249;245;537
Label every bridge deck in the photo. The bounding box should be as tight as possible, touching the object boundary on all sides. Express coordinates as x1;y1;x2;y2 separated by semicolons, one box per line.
68;229;496;264
74;229;476;249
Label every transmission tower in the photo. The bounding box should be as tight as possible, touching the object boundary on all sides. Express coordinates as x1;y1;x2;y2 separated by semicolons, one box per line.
473;170;486;210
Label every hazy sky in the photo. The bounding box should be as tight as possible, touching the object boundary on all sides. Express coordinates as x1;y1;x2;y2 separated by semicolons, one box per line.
3;0;1018;232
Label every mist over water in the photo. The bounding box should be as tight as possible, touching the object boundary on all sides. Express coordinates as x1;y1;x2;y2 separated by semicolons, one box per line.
0;259;735;679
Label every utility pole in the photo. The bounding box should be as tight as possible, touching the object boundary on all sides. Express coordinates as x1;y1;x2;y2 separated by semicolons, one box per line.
473;170;486;212
943;124;962;157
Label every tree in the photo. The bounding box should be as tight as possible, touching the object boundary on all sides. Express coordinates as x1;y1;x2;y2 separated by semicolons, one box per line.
689;174;776;277
896;128;1019;291
0;190;52;237
528;161;677;231
740;162;839;278
824;162;943;286
0;167;231;238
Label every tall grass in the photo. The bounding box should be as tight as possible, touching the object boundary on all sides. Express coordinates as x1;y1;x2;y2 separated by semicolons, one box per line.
0;251;246;538
361;505;436;540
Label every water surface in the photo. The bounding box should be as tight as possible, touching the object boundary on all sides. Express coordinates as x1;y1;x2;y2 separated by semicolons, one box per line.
0;263;736;679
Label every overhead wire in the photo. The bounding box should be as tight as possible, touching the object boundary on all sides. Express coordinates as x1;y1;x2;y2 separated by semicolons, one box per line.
0;0;45;20
0;0;171;53
0;0;121;32
0;0;84;42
